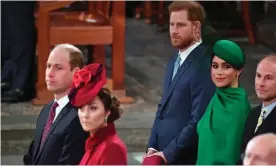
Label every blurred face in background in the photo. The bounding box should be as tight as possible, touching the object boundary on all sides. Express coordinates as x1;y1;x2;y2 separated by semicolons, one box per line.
243;137;276;165
211;56;241;88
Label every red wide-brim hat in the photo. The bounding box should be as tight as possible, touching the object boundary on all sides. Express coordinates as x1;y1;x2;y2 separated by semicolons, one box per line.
70;63;106;107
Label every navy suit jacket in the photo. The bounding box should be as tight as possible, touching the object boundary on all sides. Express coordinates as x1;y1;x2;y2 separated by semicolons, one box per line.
23;101;88;165
148;44;216;164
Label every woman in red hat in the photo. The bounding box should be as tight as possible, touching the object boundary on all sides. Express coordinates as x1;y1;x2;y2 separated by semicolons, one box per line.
69;63;127;165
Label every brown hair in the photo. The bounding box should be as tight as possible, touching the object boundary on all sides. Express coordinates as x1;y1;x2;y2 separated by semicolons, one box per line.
54;44;85;70
98;88;123;123
168;1;206;25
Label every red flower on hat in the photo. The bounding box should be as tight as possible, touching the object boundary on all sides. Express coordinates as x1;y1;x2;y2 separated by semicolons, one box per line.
70;63;107;107
73;68;92;88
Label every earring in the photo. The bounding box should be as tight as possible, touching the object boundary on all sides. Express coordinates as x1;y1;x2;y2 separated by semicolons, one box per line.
104;116;108;123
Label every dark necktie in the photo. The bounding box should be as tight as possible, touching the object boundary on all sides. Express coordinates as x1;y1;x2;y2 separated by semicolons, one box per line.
40;102;59;148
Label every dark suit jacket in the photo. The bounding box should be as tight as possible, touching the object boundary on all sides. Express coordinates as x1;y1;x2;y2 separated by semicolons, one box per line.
147;44;216;164
23;101;88;165
237;105;276;164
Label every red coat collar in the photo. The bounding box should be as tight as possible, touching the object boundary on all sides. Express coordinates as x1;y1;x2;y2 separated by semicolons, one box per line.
85;123;116;150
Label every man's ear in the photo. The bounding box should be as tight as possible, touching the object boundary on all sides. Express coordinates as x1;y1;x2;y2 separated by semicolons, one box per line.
194;21;201;29
193;21;201;41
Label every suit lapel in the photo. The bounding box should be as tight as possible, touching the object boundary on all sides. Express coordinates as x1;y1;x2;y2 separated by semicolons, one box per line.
34;104;71;162
164;54;178;93
245;106;261;140
159;44;204;112
33;101;54;161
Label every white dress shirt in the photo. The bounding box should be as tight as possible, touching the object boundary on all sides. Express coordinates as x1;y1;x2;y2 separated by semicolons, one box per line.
178;39;202;66
53;95;69;122
262;101;276;119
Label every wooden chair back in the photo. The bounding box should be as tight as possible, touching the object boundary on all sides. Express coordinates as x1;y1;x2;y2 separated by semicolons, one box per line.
33;1;127;105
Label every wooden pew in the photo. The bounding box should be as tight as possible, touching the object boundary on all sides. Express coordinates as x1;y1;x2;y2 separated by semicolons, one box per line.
34;1;133;105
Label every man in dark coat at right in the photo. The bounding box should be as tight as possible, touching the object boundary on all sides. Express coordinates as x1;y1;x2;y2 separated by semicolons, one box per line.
238;55;276;164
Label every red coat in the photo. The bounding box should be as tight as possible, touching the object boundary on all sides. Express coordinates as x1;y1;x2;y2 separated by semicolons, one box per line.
79;123;127;165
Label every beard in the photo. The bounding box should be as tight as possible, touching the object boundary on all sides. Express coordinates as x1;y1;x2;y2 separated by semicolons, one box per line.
170;35;195;50
259;92;276;103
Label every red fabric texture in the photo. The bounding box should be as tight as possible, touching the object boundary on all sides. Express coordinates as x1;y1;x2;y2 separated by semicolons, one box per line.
142;155;165;165
71;63;106;107
79;123;127;165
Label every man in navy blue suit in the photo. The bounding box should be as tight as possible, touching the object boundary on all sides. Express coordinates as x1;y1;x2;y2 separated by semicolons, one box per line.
143;1;216;165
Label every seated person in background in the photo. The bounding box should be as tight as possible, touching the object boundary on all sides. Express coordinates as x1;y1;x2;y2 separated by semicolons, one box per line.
196;40;251;165
243;133;276;165
69;63;127;165
239;55;276;164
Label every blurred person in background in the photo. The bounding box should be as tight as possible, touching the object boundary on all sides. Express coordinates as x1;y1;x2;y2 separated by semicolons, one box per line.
1;1;37;102
243;133;276;165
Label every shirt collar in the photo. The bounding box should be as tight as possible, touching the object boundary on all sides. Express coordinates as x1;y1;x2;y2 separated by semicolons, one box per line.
178;39;202;62
262;101;276;117
55;95;69;108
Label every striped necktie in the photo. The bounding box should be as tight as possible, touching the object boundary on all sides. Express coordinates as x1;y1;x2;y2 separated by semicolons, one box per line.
172;54;181;81
254;108;267;133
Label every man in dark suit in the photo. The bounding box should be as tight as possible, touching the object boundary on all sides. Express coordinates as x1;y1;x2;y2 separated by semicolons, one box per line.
23;44;88;165
143;1;216;165
239;55;276;163
1;1;37;102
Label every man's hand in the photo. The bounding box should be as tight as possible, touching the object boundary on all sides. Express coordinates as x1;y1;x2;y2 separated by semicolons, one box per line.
149;151;168;164
143;149;157;159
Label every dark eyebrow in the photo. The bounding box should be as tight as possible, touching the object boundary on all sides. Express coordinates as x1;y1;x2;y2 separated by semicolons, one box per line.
170;21;186;24
264;74;273;77
46;63;63;67
88;101;97;106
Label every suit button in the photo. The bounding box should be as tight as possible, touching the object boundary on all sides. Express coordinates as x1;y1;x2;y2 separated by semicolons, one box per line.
160;116;164;120
158;104;162;107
